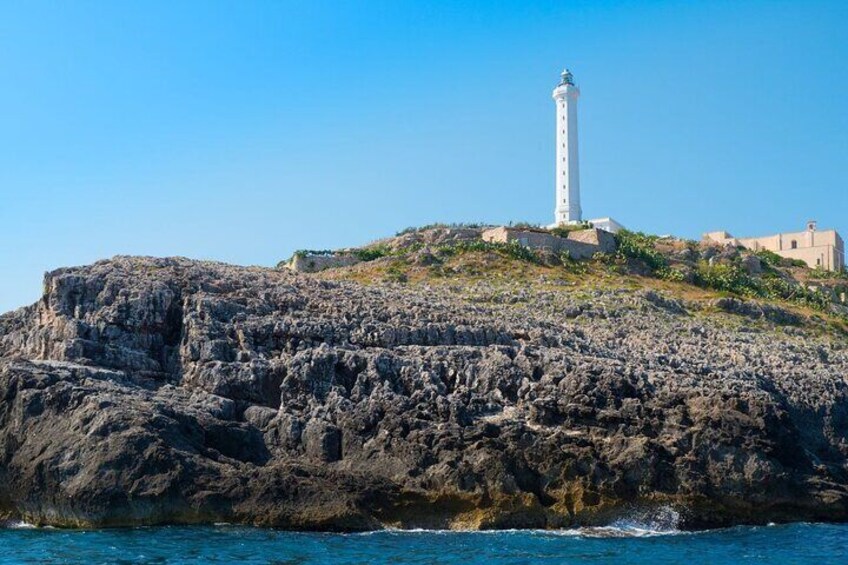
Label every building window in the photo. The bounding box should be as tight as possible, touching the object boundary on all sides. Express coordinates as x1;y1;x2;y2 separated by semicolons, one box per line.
817;258;822;266
791;240;798;249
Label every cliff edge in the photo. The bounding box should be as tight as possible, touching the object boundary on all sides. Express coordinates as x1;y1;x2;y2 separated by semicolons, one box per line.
1;243;847;529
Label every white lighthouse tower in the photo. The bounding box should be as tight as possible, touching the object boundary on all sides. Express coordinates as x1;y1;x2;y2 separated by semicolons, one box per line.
553;69;581;225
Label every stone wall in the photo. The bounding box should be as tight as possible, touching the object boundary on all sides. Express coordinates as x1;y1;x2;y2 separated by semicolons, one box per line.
481;227;615;260
287;253;361;273
568;228;616;253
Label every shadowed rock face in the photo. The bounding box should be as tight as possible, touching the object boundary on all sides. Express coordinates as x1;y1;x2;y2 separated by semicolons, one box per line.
1;256;847;529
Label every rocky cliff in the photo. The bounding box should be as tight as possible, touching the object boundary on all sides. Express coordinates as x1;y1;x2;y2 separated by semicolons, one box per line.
1;252;847;530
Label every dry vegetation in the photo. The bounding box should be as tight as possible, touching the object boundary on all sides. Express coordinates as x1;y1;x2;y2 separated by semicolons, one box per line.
312;227;848;336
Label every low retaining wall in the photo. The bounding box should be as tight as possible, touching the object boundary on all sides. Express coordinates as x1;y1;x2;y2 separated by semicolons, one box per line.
288;254;361;273
481;227;616;259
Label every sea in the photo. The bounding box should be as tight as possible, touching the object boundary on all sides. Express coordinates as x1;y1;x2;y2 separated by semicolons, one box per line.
1;519;847;564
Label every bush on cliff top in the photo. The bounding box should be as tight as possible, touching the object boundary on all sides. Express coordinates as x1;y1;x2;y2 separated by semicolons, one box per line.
549;221;592;238
435;240;541;264
285;228;836;314
694;262;831;310
509;221;542;229
292;249;335;258
808;266;848;281
612;230;669;272
396;222;485;236
283;246;393;267
610;230;833;311
351;246;392;262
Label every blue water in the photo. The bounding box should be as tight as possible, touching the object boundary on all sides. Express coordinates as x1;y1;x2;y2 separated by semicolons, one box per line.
1;523;847;564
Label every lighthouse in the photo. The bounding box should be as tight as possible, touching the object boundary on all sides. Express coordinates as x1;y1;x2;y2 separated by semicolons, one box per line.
547;69;625;233
553;69;581;225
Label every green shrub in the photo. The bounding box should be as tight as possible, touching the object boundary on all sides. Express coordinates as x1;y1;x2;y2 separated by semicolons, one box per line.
286;246;394;265
754;249;784;268
292;249;335;258
808;267;848;281
396;223;485;236
510;221;541;229
559;250;588;274
435;240;541;264
383;262;408;283
693;261;832;311
759;276;831;310
613;230;668;272
352;246;392;262
657;266;687;283
695;262;758;297
549;221;592;238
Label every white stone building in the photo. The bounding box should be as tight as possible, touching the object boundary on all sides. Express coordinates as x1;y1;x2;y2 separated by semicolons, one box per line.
585;217;626;235
704;221;845;272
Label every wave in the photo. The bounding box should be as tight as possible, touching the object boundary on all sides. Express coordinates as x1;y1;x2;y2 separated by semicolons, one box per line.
4;520;38;530
1;506;685;538
587;505;684;537
355;506;686;539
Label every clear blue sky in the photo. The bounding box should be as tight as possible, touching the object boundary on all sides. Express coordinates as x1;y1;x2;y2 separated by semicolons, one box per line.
1;1;846;312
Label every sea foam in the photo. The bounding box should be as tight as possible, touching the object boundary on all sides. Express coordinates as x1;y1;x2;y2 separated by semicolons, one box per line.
357;505;685;539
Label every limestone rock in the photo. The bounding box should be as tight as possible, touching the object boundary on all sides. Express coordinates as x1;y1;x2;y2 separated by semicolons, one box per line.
0;256;847;530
